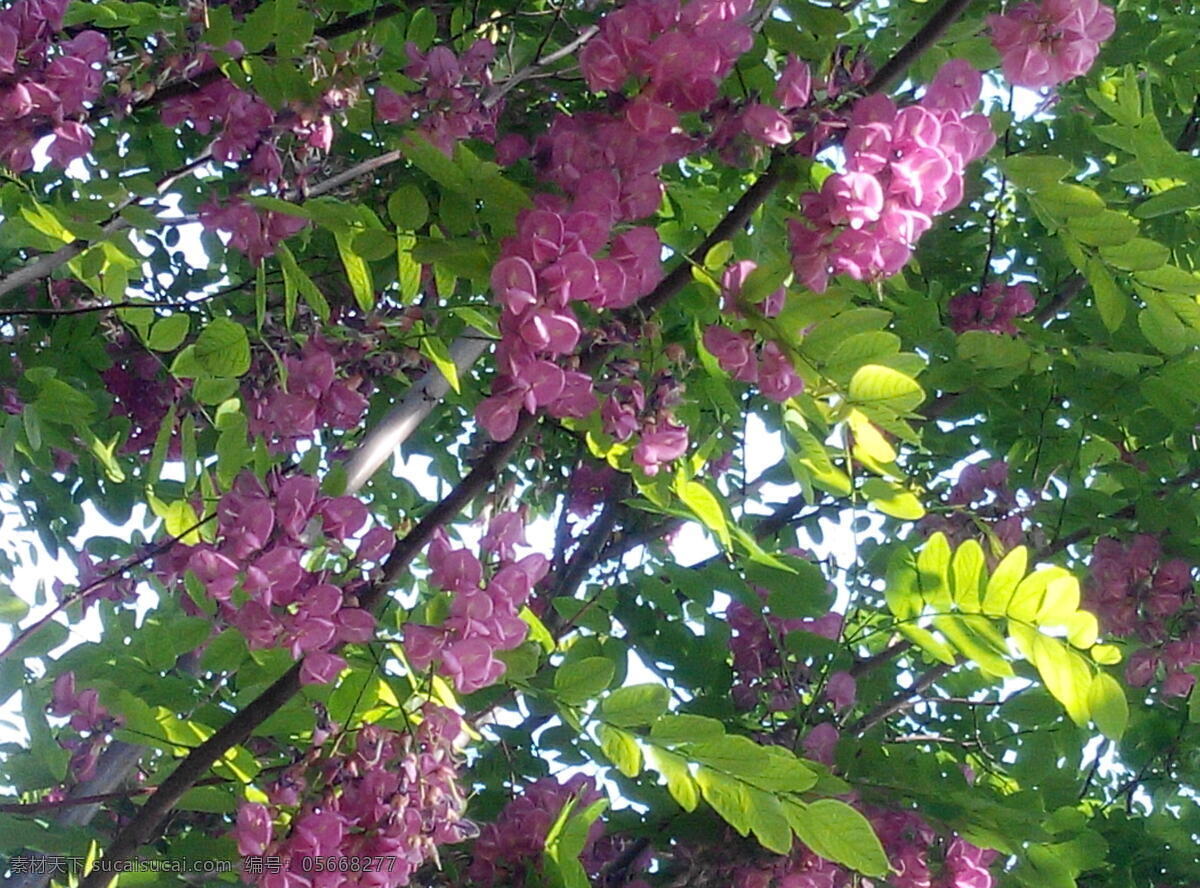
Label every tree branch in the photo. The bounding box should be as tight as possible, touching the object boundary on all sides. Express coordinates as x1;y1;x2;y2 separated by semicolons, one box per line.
1035;465;1200;560
851;660;958;736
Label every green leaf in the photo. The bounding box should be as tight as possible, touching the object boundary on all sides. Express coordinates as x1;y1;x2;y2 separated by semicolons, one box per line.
1087;672;1128;740
334;229;375;312
1134;183;1200;219
1031;633;1092;726
885;547;922;620
1065;611;1099;649
1000;154;1072;190
916;532;951;610
419;335;460;394
147;314;190;352
1036;574;1082;627
861;479;925;520
1086;259;1128;331
406;7;436;48
932;614;1014;679
601;683;670;727
784;799;890;877
674;478;731;548
555;657;616;705
981;546;1028;617
0;586;29;623
951;539;985;611
277;242;330;322
646;746;699;811
686;735;770;777
194;318;251;377
745;786;793;855
650;713;725;745
896;624;957;665
598;724;642;778
848;364;924;414
396;232;422;301
695;767;752;835
388;184;430;230
545;797;608;888
1100;238;1169;271
1035;183;1105;217
1067;211;1138;247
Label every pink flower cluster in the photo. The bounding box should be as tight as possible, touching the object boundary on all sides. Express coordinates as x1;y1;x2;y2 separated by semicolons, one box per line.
0;0;107;171
468;774;606;886
49;672;120;782
597;370;693;477
579;0;753;107
988;0;1115;88
733;808;996;888
164;44;343;259
237;705;474;888
789;61;995;293
161;43;335;177
1085;535;1197;698
199;200;309;263
703;261;804;402
374;40;500;154
476;0;759;479
947;281;1036;334
728;585;842;711
102;336;190;455
404;513;547;693
245;336;371;453
921;461;1023;556
161;472;392;686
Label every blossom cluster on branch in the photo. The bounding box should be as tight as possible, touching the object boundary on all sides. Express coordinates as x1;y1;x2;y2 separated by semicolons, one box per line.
236;705;474;888
987;0;1116;88
788;60;996;292
0;0;107;170
404;513;547;693
1086;535;1198;698
158;471;392;686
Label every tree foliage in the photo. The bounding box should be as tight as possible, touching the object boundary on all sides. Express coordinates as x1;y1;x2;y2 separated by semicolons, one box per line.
0;0;1199;886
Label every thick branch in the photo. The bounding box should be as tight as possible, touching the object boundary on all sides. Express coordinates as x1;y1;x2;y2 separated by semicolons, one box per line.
866;0;975;93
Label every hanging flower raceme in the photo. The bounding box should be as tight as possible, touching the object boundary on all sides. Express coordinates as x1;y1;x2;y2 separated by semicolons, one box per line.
468;775;606;887
476;0;760;481
101;333;192;456
0;2;104;159
919;460;1025;556
163;41;345;259
47;672;122;782
403;512;548;694
0;0;108;171
158;471;393;686
374;39;500;154
987;0;1116;89
703;260;805;402
788;60;996;293
243;335;372;453
1084;535;1197;697
729;805;998;888
947;281;1036;334
236;704;475;888
727;585;843;712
